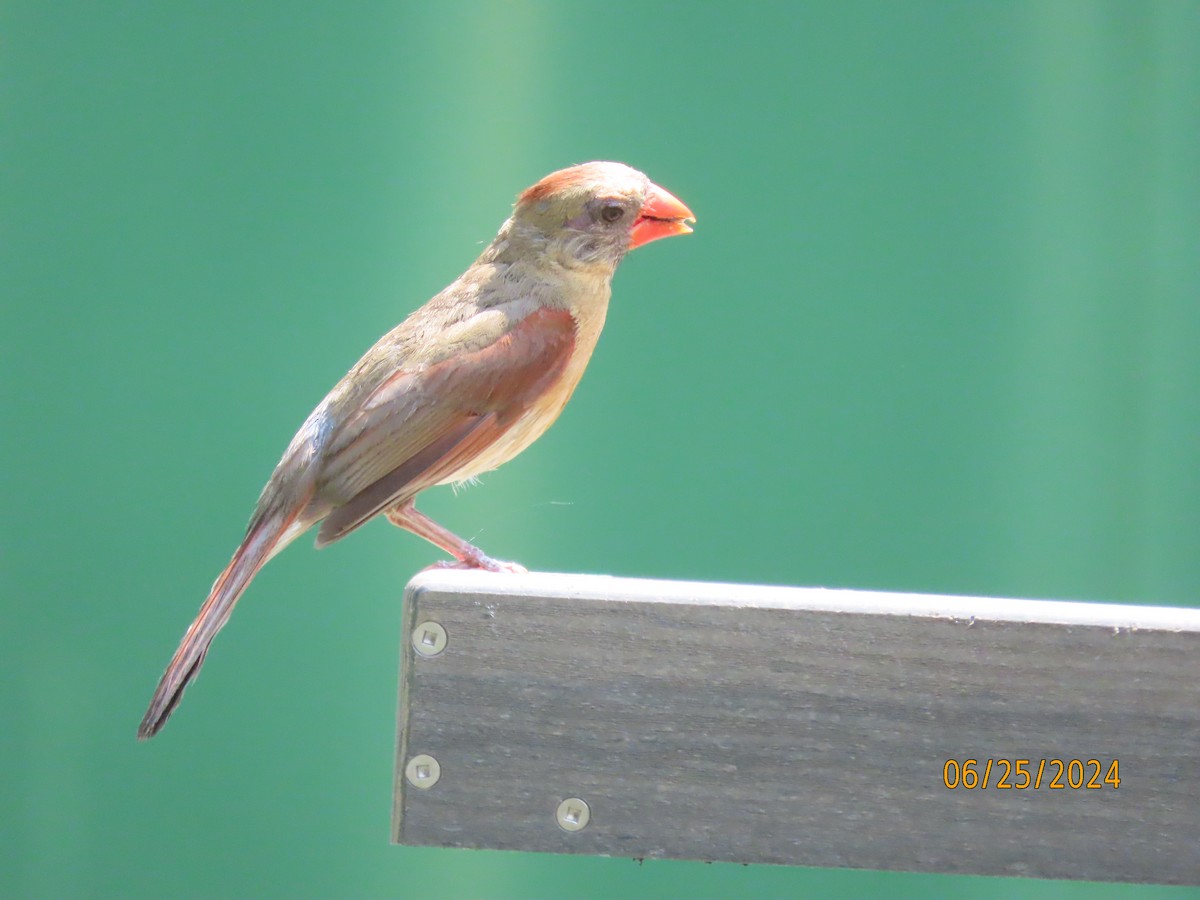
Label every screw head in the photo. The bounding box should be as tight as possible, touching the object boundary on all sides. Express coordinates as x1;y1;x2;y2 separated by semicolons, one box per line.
412;621;447;657
405;754;441;789
555;797;591;832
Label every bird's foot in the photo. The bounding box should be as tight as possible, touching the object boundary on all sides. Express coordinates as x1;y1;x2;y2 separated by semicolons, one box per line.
479;557;528;574
424;553;527;574
389;502;527;574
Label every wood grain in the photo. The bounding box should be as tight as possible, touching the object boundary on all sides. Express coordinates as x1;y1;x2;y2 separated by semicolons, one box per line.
393;571;1200;884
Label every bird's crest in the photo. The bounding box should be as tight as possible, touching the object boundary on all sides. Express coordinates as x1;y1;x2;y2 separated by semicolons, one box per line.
517;162;626;207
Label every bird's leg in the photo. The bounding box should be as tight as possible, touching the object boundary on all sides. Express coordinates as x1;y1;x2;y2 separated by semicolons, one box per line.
385;500;527;574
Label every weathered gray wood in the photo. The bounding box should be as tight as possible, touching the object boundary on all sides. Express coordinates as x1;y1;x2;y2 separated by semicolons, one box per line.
393;571;1200;884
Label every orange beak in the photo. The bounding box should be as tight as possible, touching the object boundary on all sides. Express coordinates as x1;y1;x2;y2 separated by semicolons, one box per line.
629;182;695;249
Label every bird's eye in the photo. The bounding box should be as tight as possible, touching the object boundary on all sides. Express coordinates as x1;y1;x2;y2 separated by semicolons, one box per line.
599;203;625;223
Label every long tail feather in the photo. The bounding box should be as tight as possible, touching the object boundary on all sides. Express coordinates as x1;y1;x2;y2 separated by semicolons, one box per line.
137;505;305;739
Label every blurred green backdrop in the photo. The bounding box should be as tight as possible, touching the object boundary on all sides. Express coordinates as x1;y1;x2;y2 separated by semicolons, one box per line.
3;1;1198;898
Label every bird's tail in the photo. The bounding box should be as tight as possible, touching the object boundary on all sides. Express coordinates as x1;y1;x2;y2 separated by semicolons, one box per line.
137;502;307;739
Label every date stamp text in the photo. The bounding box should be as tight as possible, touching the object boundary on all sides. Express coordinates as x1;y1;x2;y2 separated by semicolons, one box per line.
942;758;1121;790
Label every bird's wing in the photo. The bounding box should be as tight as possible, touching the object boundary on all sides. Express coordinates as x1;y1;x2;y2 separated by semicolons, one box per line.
313;305;576;546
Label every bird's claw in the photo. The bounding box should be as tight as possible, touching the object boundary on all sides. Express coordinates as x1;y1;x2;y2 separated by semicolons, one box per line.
485;558;528;574
422;555;527;574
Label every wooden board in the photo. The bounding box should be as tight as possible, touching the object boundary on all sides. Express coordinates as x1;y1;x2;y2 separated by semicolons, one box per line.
393;571;1200;884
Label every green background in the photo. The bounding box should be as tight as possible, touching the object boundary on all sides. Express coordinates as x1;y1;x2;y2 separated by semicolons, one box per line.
4;1;1198;897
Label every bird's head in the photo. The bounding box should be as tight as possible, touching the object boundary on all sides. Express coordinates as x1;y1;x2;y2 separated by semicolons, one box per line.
505;161;695;271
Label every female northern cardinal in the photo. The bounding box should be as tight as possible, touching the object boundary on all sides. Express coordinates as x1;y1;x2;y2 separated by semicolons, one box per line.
138;161;694;738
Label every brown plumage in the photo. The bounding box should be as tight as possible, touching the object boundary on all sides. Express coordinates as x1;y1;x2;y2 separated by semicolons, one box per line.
138;161;694;739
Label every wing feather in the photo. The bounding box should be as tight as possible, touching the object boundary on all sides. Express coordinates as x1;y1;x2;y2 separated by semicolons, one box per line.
313;306;576;546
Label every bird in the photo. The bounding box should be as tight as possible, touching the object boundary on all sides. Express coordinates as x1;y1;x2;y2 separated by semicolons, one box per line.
138;161;694;739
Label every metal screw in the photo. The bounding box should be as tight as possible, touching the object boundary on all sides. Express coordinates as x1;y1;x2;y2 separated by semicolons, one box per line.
412;621;447;657
405;754;441;789
555;797;591;832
